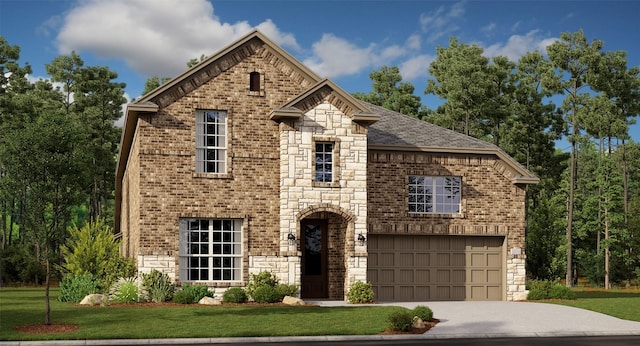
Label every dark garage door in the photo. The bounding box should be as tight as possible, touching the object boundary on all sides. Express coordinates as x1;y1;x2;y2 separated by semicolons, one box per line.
367;235;504;301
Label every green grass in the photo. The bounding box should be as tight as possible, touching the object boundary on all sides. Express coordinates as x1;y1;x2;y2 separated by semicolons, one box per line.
548;287;640;322
0;288;404;341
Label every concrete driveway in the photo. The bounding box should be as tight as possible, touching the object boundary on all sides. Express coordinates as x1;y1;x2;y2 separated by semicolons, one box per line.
311;300;640;338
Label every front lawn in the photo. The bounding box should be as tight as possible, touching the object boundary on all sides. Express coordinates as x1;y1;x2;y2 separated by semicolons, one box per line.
549;287;640;322
0;288;404;341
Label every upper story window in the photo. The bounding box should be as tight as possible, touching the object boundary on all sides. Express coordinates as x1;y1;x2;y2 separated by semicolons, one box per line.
179;218;242;282
315;142;334;183
196;110;226;173
408;176;461;214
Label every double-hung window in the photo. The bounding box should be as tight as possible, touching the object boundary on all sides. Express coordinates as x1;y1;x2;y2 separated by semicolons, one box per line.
315;142;334;183
408;176;461;214
196;110;226;173
179;219;242;282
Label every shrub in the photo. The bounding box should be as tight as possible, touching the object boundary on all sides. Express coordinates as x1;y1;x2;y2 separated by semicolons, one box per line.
346;281;374;304
527;280;576;300
387;309;413;332
181;283;213;302
222;287;248;303
58;273;100;302
252;285;280;303
246;271;279;299
60;219;137;291
109;277;147;303
173;289;194;304
142;270;175;303
275;283;299;299
549;284;577;299
412;305;433;321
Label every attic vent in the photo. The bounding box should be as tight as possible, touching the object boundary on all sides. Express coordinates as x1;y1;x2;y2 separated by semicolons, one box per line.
249;71;265;96
250;72;260;91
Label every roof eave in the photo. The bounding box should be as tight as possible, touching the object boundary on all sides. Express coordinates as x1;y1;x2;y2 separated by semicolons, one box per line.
114;102;159;233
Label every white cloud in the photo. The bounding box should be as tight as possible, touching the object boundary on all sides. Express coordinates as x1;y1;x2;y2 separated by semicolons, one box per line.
303;34;374;78
419;1;466;43
406;33;421;50
482;30;558;61
481;22;497;34
55;0;300;78
399;54;434;81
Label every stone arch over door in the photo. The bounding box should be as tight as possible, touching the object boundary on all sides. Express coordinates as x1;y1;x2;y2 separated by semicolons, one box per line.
296;203;355;299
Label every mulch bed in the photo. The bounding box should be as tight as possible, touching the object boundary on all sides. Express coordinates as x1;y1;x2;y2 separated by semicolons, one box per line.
15;323;79;334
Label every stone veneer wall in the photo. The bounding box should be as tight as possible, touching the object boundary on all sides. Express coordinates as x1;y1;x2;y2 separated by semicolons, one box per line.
367;150;528;301
278;101;369;298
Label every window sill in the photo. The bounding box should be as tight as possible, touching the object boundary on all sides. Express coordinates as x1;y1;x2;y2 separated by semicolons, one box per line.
192;173;233;180
312;181;341;188
408;212;464;219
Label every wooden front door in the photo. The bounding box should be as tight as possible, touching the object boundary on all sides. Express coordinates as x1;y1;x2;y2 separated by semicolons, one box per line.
301;219;328;298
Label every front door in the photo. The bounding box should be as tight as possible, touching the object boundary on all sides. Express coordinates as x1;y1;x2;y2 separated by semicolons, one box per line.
301;219;328;298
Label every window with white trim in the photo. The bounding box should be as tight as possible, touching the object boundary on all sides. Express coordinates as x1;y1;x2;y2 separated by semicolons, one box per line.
314;142;334;182
196;110;226;173
179;219;242;282
408;176;461;214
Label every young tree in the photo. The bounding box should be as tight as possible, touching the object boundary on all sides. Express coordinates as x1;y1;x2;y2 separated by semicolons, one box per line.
0;89;90;323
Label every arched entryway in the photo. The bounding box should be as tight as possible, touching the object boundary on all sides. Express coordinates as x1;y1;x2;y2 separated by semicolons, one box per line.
296;204;354;300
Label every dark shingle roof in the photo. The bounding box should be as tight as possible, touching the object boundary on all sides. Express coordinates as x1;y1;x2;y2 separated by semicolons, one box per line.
366;103;497;150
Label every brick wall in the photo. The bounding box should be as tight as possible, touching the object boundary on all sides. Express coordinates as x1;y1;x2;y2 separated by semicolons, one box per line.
367;149;528;300
119;44;317;286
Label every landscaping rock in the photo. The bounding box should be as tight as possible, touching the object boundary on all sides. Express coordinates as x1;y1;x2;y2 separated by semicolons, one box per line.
198;297;221;305
79;294;107;306
282;296;305;306
412;317;426;329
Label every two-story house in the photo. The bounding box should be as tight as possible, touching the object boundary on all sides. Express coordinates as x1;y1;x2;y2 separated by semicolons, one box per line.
115;30;538;301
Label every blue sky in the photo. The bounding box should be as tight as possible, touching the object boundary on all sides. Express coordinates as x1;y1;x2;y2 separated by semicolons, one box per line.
1;0;639;143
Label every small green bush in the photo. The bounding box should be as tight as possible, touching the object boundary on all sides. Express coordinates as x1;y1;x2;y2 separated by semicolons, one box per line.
275;283;299;299
181;283;213;302
387;309;413;332
527;280;576;300
412;305;433;321
252;285;281;303
173;289;194;304
109;277;146;303
58;273;100;302
142;270;175;303
222;287;248;303
346;281;374;304
549;284;577;299
246;271;279;299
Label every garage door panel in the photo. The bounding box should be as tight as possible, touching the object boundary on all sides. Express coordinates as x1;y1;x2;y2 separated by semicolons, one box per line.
436;253;450;266
399;253;414;266
452;270;465;283
399;269;414;283
379;269;394;283
415;253;429;266
452;253;465;266
487;253;501;266
368;235;504;301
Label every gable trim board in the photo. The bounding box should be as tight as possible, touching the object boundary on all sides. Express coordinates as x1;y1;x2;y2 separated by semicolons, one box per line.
115;30;537;302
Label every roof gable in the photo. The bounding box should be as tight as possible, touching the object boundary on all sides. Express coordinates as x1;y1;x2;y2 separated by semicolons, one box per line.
270;78;380;124
137;30;322;108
